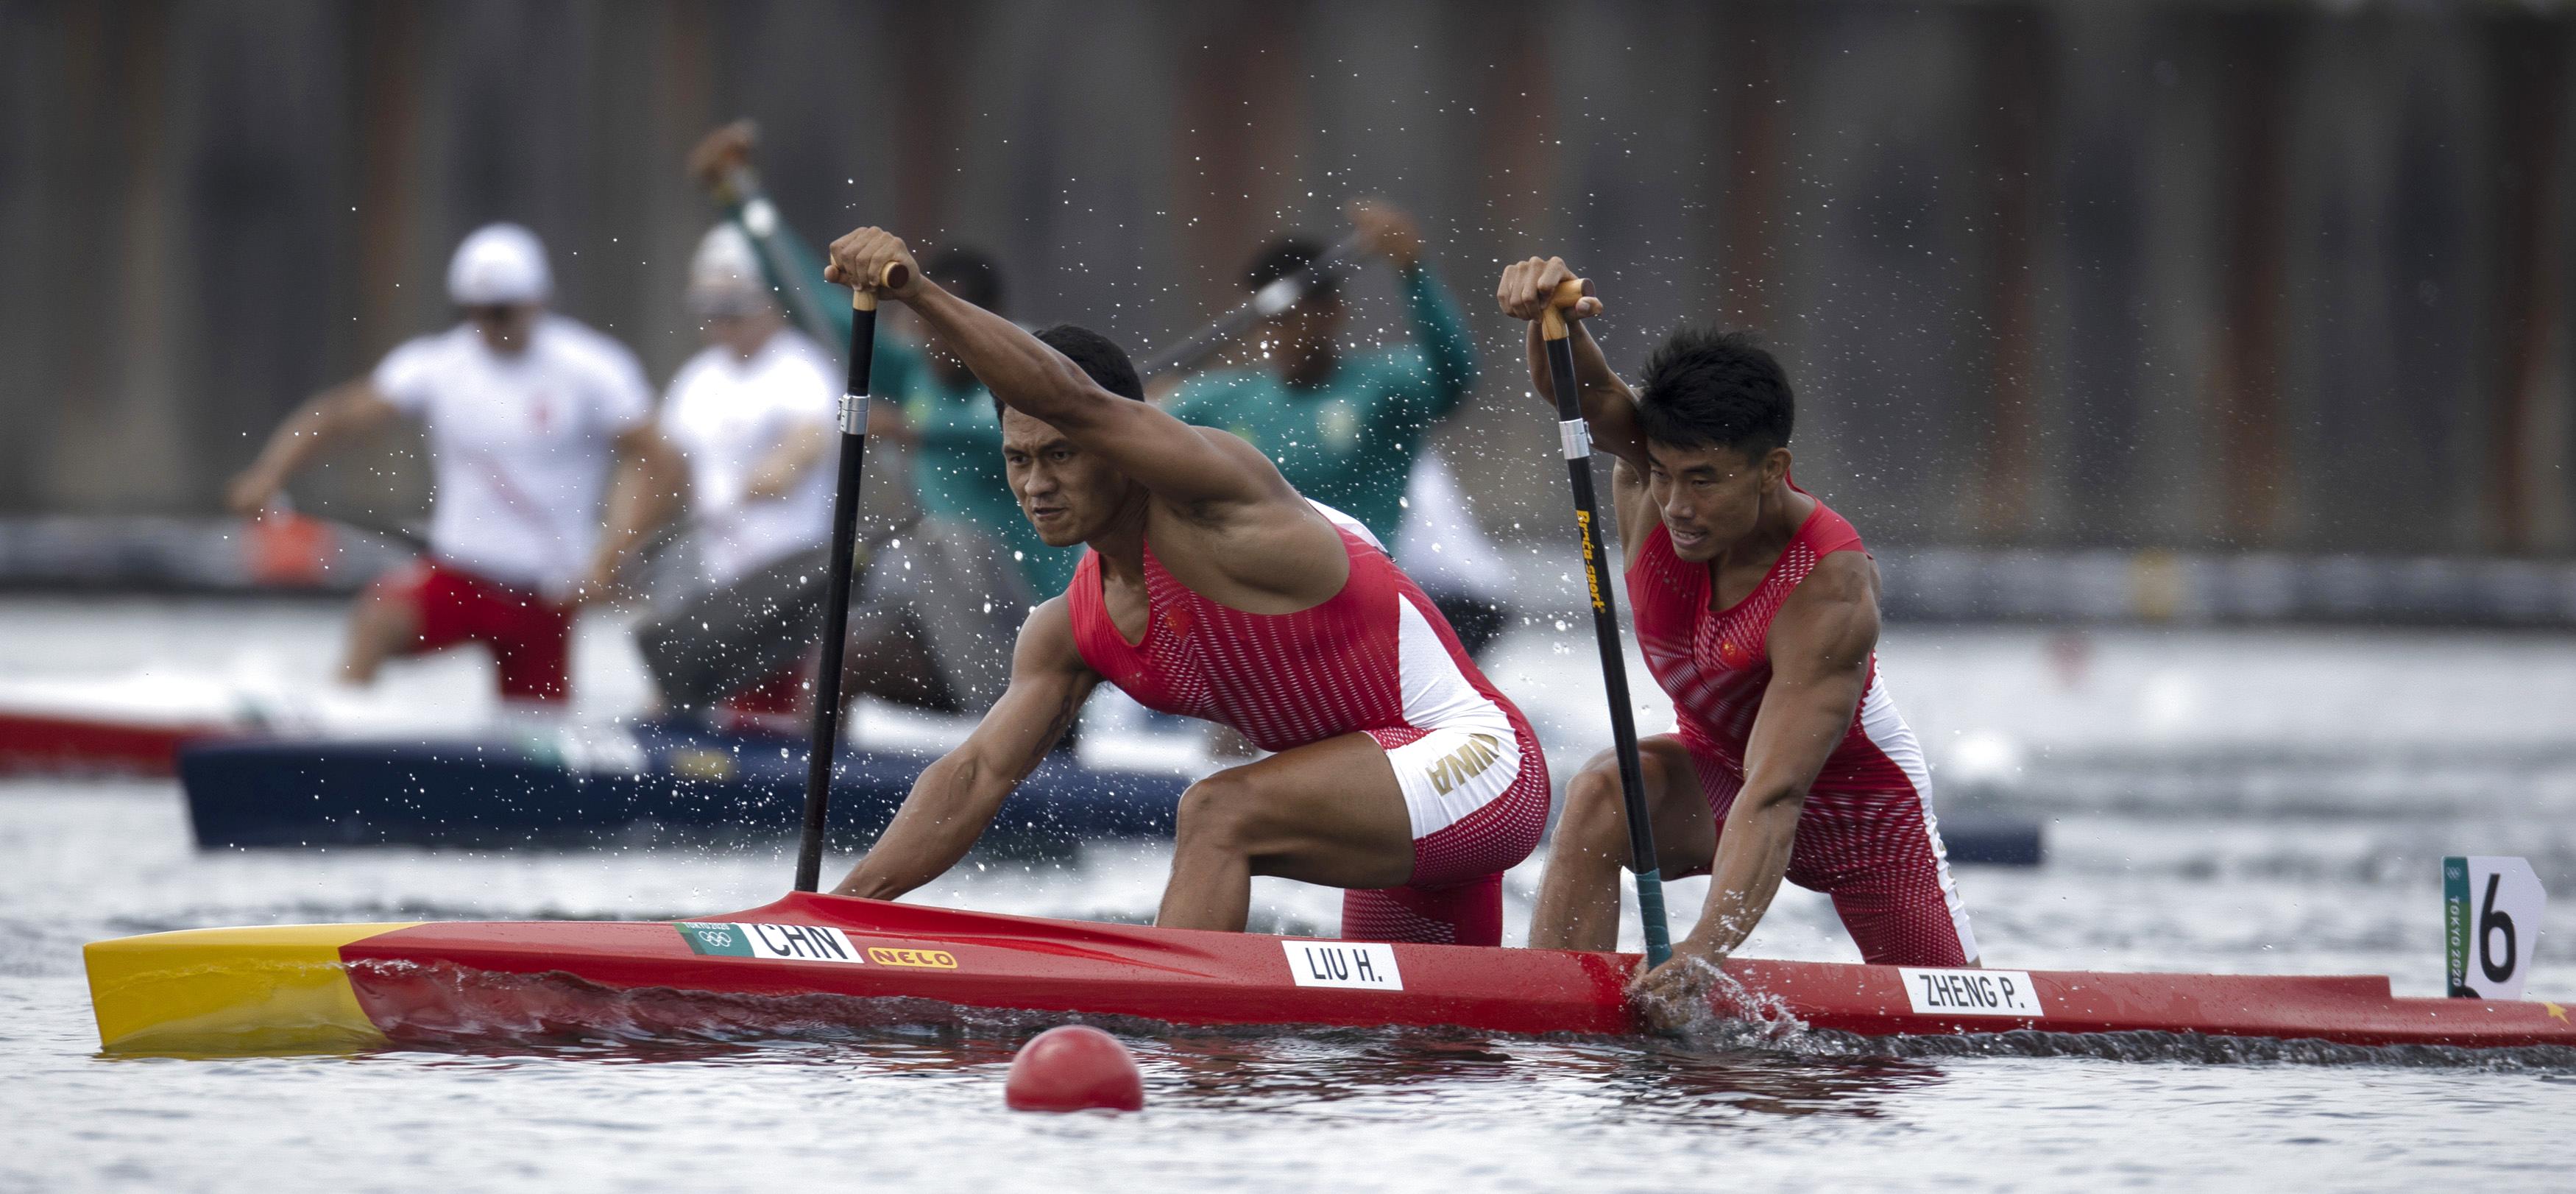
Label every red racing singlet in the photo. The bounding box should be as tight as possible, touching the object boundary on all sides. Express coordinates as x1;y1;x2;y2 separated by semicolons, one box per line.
1066;514;1533;756
1066;504;1554;947
1625;493;1919;796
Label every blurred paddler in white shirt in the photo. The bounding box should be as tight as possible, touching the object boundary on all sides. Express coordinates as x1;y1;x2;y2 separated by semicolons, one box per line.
633;224;841;718
227;223;678;706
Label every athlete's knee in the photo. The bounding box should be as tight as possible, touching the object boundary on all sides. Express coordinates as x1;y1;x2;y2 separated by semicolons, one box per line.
1173;769;1264;855
350;584;397;625
1558;752;1648;849
353;586;420;640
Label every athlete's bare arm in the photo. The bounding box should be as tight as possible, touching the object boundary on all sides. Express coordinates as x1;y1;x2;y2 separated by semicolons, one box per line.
832;598;1101;901
742;420;831;501
1496;257;1639;463
824;226;1348;604
576;423;684;602
1496;258;1666;562
1632;552;1880;1001
1602;459;1664;573
224;378;405;514
827;227;1274;509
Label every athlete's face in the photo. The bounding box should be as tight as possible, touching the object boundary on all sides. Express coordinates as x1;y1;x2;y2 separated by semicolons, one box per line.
465;303;540;355
1644;441;1791;563
1000;406;1136;547
1261;297;1342;385
700;305;781;359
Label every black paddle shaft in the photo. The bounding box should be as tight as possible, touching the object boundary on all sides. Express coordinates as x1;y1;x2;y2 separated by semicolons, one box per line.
794;263;907;893
1540;286;1673;967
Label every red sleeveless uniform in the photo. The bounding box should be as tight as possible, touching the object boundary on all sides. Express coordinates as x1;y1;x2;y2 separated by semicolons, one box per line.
1626;492;1975;966
1068;507;1550;946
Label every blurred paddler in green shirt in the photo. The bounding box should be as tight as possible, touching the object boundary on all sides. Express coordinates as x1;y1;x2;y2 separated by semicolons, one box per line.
665;121;1055;718
1164;201;1480;554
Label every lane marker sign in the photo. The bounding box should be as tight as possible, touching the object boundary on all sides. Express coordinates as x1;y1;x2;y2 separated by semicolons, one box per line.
2446;856;2547;1000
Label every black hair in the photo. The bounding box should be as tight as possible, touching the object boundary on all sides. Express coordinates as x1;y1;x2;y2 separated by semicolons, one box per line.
921;245;1005;314
991;323;1144;418
1631;327;1795;461
1243;236;1340;302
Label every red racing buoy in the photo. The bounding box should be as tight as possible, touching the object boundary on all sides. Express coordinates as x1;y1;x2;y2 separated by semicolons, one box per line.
1005;1025;1145;1112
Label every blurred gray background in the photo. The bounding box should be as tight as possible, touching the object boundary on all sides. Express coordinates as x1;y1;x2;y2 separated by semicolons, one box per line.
1;0;2569;557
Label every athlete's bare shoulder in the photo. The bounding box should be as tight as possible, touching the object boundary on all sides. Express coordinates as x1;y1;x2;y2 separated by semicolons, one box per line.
1147;429;1350;607
1183;425;1306;510
1011;594;1091;677
1786;550;1881;611
1769;551;1881;671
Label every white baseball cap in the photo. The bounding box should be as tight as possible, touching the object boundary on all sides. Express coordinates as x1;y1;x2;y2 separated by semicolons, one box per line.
446;222;552;305
687;222;770;315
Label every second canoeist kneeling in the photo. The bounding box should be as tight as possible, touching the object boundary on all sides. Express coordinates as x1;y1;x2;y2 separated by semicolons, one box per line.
1497;256;1979;1017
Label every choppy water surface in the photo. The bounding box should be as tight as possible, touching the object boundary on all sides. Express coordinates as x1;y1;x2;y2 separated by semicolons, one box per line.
9;599;2576;1191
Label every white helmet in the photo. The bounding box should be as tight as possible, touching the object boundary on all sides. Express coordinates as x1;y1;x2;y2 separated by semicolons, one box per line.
687;222;770;315
446;222;551;305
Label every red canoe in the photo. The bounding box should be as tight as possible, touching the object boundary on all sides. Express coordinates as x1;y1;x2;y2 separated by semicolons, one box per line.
84;891;2576;1054
0;707;221;776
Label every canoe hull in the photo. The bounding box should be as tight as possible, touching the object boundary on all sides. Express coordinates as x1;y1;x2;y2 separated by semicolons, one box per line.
87;892;2576;1055
0;708;214;777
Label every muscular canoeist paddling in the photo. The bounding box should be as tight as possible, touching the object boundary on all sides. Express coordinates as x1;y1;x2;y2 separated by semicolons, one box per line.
1498;258;1977;1006
822;228;1551;945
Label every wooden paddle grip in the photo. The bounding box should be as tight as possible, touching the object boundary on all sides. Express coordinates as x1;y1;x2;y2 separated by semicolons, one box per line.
1539;277;1586;342
849;261;911;311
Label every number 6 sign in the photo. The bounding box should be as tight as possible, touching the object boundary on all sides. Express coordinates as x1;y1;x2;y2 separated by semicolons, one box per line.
2446;856;2547;1000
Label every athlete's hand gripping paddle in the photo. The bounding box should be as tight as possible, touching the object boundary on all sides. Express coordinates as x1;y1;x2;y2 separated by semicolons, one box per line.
1540;278;1674;968
794;258;911;893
